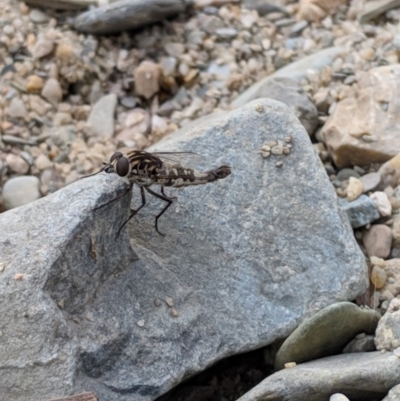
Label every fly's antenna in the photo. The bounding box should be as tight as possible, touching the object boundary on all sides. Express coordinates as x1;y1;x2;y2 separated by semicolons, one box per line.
80;163;108;180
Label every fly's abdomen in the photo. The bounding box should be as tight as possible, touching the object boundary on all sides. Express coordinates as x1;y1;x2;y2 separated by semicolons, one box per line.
156;165;232;188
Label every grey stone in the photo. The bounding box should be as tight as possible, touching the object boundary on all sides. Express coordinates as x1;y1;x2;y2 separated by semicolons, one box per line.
342;334;376;353
359;0;400;23
120;97;137;109
232;46;344;108
289;20;308;37
0;99;367;401
186;30;205;45
2;176;41;210
242;0;288;16
275;302;380;370
8;97;28;119
29;9;51;23
336;168;360;182
360;172;382;193
232;77;318;135
215;28;237;39
0;174;136;401
383;384;400;401
237;352;400;401
87;94;117;137
375;298;400;351
338;194;380;228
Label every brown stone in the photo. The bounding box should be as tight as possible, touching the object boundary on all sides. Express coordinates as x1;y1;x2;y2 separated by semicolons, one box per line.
322;65;400;167
26;75;44;92
134;61;161;99
297;0;348;22
371;265;387;289
362;224;393;258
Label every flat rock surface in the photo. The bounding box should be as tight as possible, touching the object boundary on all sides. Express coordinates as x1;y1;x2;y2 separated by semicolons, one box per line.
0;99;367;401
237;352;400;401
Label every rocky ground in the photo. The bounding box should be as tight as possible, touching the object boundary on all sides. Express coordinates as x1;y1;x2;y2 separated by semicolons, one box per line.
3;0;400;400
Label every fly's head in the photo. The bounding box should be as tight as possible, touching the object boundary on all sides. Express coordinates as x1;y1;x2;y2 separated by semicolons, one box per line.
106;152;131;179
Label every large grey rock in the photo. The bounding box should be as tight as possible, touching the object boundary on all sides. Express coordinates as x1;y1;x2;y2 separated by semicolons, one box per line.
237;352;400;401
274;302;380;370
0;99;367;401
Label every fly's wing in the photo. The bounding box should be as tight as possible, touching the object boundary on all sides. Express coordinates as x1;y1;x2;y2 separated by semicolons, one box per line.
152;152;204;169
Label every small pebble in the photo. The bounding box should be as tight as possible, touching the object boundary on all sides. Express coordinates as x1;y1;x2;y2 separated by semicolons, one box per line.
14;273;24;280
337;168;360;182
346;177;363;201
2;176;41;211
276;161;283;167
370;265;387;289
0;262;5;272
29;9;50;23
170;308;178;317
370;192;392;217
154;299;162;307
6;153;29;175
41;78;63;104
370;256;386;267
26;75;44;92
35;155;52;171
8;97;28;119
362;224;392;258
359;172;381;193
87;94;117;137
137;319;145;327
32;39;54;59
329;394;350;401
284;362;296;368
134;61;160;99
165;297;174;307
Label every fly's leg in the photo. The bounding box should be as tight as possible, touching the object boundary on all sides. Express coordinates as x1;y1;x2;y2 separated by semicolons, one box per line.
117;186;146;237
94;182;133;211
161;186;177;201
145;187;173;236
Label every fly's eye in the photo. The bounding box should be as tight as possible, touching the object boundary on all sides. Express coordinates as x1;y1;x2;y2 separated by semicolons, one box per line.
116;157;130;177
110;152;123;163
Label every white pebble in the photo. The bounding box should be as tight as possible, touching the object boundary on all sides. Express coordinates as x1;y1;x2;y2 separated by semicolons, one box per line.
370;191;392;217
330;394;350;401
